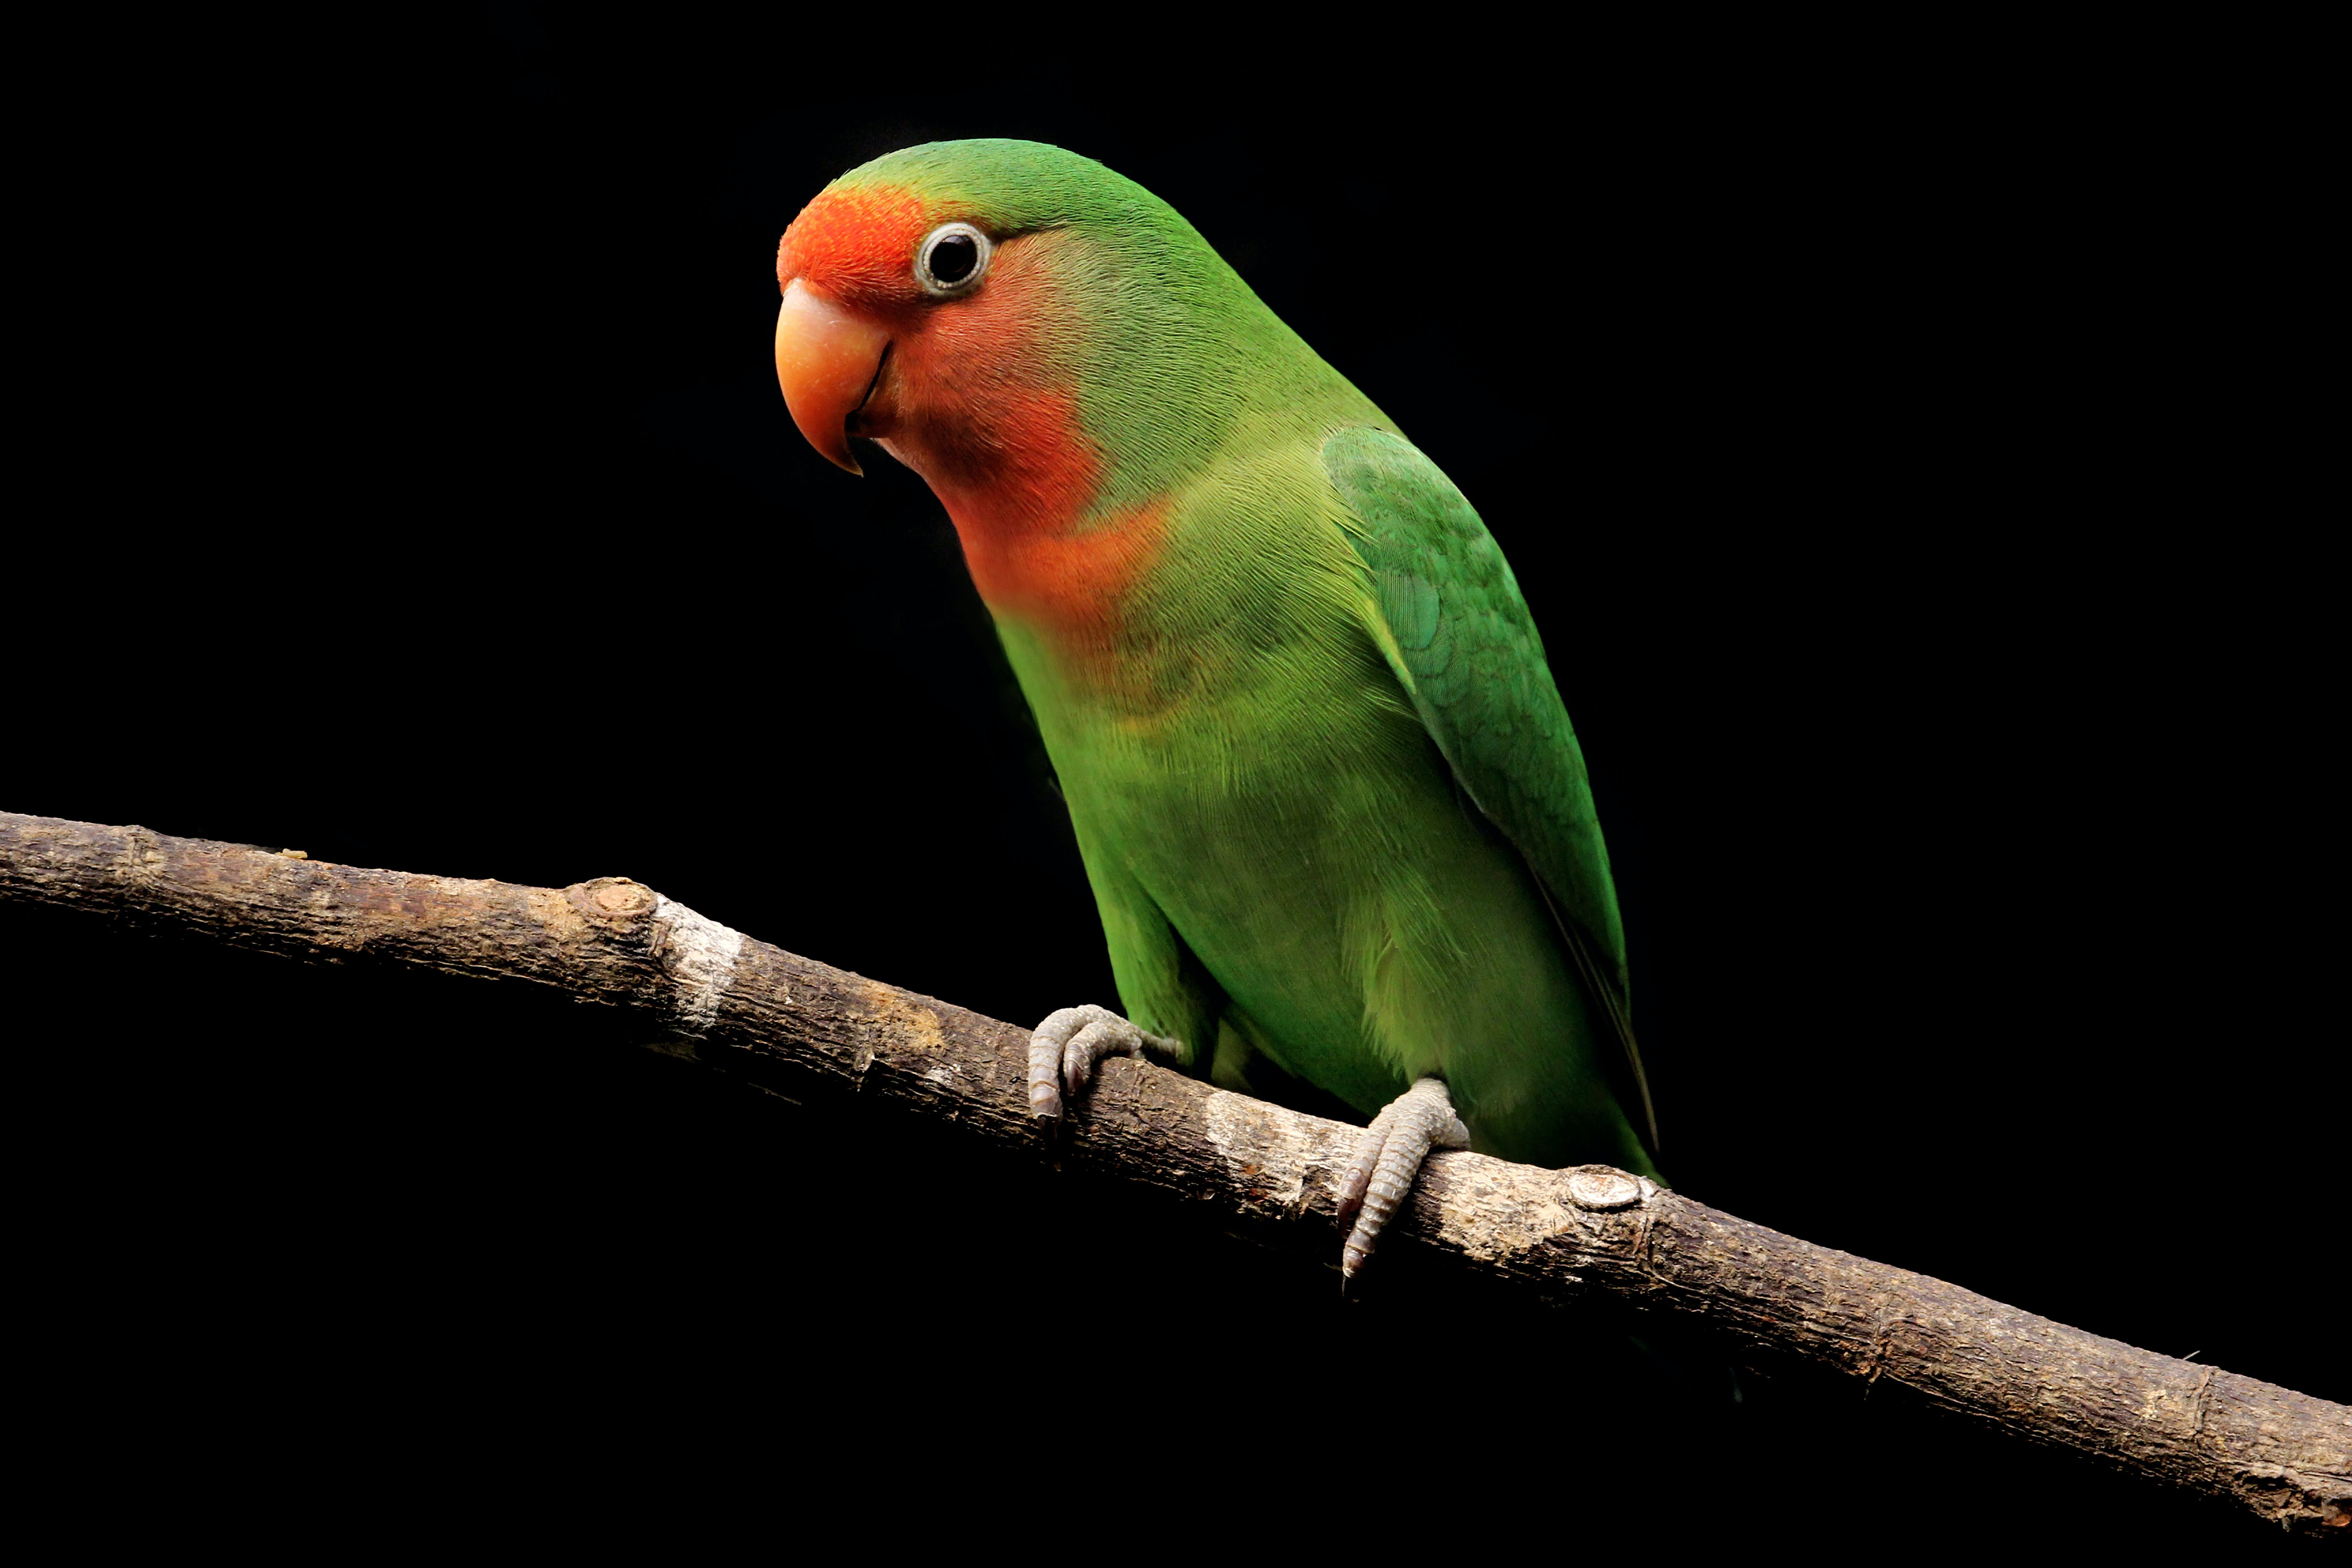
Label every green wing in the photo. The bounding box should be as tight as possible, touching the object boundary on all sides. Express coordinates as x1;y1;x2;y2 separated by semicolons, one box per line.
1323;426;1658;1149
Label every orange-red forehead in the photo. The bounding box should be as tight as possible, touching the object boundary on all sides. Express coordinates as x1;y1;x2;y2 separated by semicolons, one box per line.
776;183;936;306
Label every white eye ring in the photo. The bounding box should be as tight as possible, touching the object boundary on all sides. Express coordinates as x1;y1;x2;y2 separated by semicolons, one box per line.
915;222;993;298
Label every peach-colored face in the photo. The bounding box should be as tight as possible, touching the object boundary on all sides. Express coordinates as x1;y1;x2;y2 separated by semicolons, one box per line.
775;182;1084;486
773;183;1162;664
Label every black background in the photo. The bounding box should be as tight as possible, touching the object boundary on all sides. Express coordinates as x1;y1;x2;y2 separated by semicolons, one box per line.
7;8;2332;1546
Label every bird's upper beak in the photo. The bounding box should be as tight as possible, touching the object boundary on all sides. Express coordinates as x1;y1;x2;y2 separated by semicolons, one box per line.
774;278;891;476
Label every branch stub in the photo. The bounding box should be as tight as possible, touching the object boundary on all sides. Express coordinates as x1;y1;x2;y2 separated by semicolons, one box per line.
1565;1166;1645;1210
565;876;657;935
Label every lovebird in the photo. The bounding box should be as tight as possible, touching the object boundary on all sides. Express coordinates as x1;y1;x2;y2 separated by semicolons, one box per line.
773;140;1660;1281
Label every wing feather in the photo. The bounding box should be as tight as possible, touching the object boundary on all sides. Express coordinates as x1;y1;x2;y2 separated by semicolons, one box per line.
1323;426;1659;1150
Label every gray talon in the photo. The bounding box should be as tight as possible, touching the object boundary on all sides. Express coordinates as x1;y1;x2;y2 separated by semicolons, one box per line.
1026;1004;1179;1125
1336;1077;1469;1286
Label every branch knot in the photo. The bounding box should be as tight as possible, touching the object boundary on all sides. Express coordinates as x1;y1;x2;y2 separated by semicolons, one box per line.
564;877;657;938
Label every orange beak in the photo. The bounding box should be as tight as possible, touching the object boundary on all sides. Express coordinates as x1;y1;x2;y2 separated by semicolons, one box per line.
774;278;891;476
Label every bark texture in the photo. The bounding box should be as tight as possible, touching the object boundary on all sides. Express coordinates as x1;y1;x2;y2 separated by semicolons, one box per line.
4;809;2345;1536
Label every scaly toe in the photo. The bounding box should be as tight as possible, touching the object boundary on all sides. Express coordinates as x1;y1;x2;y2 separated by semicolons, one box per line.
1025;1005;1180;1128
1333;1077;1469;1288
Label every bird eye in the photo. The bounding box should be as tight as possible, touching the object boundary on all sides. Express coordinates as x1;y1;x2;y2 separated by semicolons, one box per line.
915;222;991;298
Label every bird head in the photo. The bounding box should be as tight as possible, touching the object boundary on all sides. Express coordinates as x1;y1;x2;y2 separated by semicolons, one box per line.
773;140;1333;518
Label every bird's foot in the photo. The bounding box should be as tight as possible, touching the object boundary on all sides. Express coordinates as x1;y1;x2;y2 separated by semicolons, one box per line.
1026;1005;1181;1123
1333;1076;1469;1288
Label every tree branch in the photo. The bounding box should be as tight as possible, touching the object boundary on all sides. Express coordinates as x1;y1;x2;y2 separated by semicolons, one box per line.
3;809;2343;1535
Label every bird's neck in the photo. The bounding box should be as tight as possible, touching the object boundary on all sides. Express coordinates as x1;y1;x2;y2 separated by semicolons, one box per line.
881;396;1167;667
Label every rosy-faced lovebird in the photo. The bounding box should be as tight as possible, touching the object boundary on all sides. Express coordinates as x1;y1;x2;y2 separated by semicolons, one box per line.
773;140;1660;1281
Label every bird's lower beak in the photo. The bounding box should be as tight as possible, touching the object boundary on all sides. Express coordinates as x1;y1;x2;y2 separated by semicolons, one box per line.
774;278;890;476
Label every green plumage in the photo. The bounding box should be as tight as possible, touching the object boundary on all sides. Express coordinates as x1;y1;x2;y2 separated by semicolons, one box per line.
846;141;1658;1177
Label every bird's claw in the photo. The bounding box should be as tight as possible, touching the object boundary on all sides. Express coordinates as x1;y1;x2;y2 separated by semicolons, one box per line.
1335;1076;1469;1288
1026;1005;1179;1124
